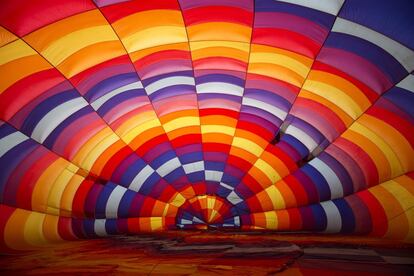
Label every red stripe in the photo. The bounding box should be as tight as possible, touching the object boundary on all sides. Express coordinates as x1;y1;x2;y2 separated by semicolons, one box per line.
313;61;379;103
101;0;180;23
357;190;388;237
0;0;95;36
182;6;252;26
252;28;320;58
0;69;63;121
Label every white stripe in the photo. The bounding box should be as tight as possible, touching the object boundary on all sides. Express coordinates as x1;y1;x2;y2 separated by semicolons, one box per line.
242;97;287;119
320;201;342;233
285;125;318;151
220;182;234;191
129;165;155;192
91;81;143;110
396;74;414;93
205;170;223;182
276;0;345;15
333;17;414;72
180;219;193;225
227;191;243;205
156;157;181;177
94;219;107;237
105;185;126;218
193;217;204;223
196;82;244;97
31;98;88;143
0;131;29;158
183;160;205;174
234;216;240;226
145;76;195;95
309;158;343;199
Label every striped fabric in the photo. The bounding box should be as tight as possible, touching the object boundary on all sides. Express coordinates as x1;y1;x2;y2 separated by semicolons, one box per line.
0;0;413;250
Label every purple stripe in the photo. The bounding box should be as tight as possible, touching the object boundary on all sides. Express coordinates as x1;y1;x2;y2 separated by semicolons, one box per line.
138;60;193;80
285;116;325;145
240;105;283;128
317;47;393;94
3;146;47;206
244;89;291;111
318;153;353;196
196;74;244;86
76;63;135;94
194;69;245;79
93;0;131;8
149;85;196;102
179;0;253;11
255;0;334;29
254;12;328;44
324;144;366;192
245;79;297;103
86;73;138;102
52;112;103;159
142;70;194;85
9;80;71;129
239;111;280;133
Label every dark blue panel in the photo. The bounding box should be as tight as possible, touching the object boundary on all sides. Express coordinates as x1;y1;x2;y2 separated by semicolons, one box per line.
84;73;138;102
325;33;407;82
255;0;334;29
22;90;76;134
339;0;414;49
333;198;356;233
95;183;115;218
383;87;414;118
196;73;244;86
302;164;331;201
97;88;143;116
43;106;92;149
105;219;119;235
118;190;135;218
120;158;147;186
281;134;309;159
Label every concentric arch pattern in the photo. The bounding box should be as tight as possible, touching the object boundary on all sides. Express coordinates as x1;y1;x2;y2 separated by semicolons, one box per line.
0;0;413;251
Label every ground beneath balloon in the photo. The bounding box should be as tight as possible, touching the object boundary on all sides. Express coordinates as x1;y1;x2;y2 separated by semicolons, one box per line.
1;231;413;275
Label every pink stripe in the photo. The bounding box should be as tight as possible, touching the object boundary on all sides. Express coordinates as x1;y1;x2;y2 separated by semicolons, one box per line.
255;12;328;45
317;48;393;94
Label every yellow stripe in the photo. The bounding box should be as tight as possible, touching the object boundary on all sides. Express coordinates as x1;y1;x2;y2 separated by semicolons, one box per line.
254;159;282;184
201;125;235;136
303;80;363;119
232;137;264;157
150;217;163;231
122;118;161;144
42;25;118;66
0;39;36;66
32;158;68;213
60;174;84;215
264;211;278;229
0;26;18;47
250;51;311;79
82;133;119;171
190;40;249;52
351;122;403;177
164;116;200;132
122;26;187;53
113;10;184;36
360;114;413;172
264;185;285;210
187;22;251;42
72;127;113;166
47;168;77;215
24;212;48;246
115;110;158;137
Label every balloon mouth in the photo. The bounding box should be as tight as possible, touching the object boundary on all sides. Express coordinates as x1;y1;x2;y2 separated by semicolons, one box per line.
175;195;241;230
